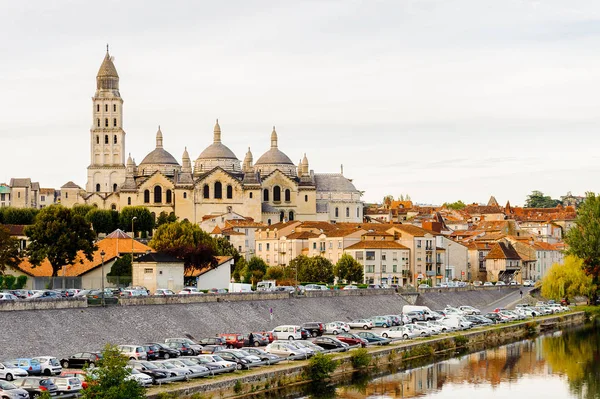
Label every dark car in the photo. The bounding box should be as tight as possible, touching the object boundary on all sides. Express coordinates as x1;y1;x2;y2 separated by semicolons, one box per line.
357;331;391;345
144;343;180;359
217;350;261;370
336;333;367;348
256;331;275;343
165;341;194;356
243;333;269;347
200;345;225;354
299;328;310;340
244;348;283;365
301;322;325;338
182;356;224;372
13;377;58;397
484;312;502;323
128;360;170;383
313;336;350;351
197;337;227;346
140;344;159;361
60;352;102;369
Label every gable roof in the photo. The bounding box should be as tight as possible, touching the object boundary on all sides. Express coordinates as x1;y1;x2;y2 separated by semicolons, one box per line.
184;256;233;277
314;173;358;192
135;252;183;263
10;178;32;188
485;242;521;260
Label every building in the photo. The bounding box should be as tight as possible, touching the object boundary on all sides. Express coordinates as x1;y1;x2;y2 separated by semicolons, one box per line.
184;256;234;290
132;252;184;294
0;184;10;207
388;225;438;285
55;49;363;225
9;178;39;208
484;241;522;283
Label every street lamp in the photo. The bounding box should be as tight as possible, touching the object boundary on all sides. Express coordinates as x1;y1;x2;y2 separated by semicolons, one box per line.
100;249;106;307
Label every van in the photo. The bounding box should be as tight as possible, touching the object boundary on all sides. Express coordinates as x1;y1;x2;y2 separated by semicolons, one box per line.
439;316;471;330
256;280;277;291
402;305;438;321
218;333;245;349
117;345;147;360
271;325;302;340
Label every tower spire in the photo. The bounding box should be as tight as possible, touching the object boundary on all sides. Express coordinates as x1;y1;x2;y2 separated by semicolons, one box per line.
214;119;221;144
156;125;163;148
270;126;278;148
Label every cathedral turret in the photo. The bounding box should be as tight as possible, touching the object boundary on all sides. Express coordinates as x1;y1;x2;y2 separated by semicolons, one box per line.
156;126;164;148
213;119;221;144
96;46;119;92
243;147;254;172
270;126;278;148
302;153;309;176
182;147;192;173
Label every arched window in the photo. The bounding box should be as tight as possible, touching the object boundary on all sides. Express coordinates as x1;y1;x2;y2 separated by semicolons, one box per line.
113;183;118;192
104;135;109;144
144;189;150;203
263;189;269;202
285;189;291;202
95;184;101;192
111;204;117;210
203;185;209;199
226;185;233;199
113;118;117;127
214;182;222;199
96;104;100;112
105;104;108;112
346;207;350;217
267;219;272;225
113;104;116;112
105;118;108;127
289;211;294;221
273;186;281;202
96;135;99;144
113;135;117;144
249;192;253;199
97;119;100;127
166;189;172;203
305;195;308;202
279;211;285;222
127;197;131;205
154;186;162;203
335;207;339;218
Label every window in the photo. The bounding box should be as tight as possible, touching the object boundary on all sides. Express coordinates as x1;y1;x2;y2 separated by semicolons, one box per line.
338;241;342;249
258;243;262;251
355;251;363;260
113;119;117;127
335;207;339;218
144;268;153;274
357;207;359;217
214;182;222;199
113;104;116;112
97;104;100;112
267;219;271;225
289;211;294;221
203;185;209;199
266;243;270;251
285;189;291;202
154;186;162;203
393;265;397;273
279;211;284;222
65;192;68;199
40;195;45;202
382;253;386;260
366;251;375;260
104;135;109;144
97;119;100;127
305;195;308;202
127;197;131;205
263;189;269;202
382;265;386;273
113;183;117;192
144;189;150;203
105;104;108;112
226;185;233;199
166;190;172;203
105;118;108;127
95;184;101;192
183;192;187;199
329;242;333;249
313;243;317;249
366;265;375;273
416;240;422;248
249;192;253;199
273;186;281;202
346;207;350;217
111;203;117;210
0;194;4;201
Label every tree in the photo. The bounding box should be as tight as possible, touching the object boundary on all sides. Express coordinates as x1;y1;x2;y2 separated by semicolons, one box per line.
25;205;97;278
334;254;363;283
0;225;21;273
0;207;38;225
245;256;267;284
290;255;312;282
541;256;595;301
525;190;560;208
155;211;177;228
80;344;146;399
107;254;132;286
443;200;466;210
297;256;334;283
86;209;118;234
119;207;154;238
565;192;600;294
71;204;96;218
265;265;285;281
149;221;217;272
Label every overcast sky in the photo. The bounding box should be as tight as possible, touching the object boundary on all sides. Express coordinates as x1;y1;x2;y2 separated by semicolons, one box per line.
1;0;599;206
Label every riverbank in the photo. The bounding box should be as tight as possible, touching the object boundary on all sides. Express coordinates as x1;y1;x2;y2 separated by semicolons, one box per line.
146;311;586;399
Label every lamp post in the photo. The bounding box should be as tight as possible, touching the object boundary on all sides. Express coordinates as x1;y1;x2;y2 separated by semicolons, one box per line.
100;249;106;307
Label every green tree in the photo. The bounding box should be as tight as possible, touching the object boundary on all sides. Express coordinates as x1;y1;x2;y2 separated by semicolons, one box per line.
15;275;27;289
72;204;96;218
525;190;560;208
25;205;97;278
80;344;146;399
297;256;334;283
149;221;217;272
155;211;178;228
3;275;16;289
0;207;38;225
119;207;154;238
86;209;118;235
245;256;267;284
335;253;363;283
565;192;600;293
443;200;466;210
107;254;132;286
290;255;312;282
0;225;21;273
265;265;285;281
541;256;595;301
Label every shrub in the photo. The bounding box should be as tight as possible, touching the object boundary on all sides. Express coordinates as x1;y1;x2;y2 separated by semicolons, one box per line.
524;321;538;338
454;335;468;347
351;348;371;369
15;275;28;289
306;353;338;381
233;380;243;394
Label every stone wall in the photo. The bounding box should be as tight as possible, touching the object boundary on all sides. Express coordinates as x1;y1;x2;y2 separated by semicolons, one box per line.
119;291;290;306
0;297;87;311
416;287;518;310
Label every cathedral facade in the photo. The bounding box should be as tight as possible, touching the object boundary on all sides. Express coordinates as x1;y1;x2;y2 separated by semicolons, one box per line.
61;50;363;225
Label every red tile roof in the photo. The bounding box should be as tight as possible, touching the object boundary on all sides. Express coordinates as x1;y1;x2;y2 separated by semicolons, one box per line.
485;242;521;260
345;241;409;250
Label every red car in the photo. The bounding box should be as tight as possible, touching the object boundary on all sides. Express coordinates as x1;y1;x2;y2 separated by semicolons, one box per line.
256;331;275;343
218;334;245;349
336;333;367;348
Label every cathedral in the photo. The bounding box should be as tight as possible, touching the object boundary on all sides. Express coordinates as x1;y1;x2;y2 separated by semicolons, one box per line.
61;49;363;225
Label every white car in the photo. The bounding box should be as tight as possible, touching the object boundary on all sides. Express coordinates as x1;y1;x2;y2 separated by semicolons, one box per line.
483;282;494;286
52;376;83;393
495;281;506;286
178;287;203;295
164;359;209;375
325;322;350;335
265;342;307;358
196;355;236;370
348;319;373;330
0;293;18;300
380;326;418;339
155;289;175;295
458;306;481;315
523;280;534;287
343;285;358;290
416;321;445;334
403;324;430;337
117;345;147;360
126;368;153;387
32;357;62;376
0;380;29;398
271;325;302;340
0;362;28;381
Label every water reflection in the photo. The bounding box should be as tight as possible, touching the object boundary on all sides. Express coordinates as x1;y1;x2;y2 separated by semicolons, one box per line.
322;322;600;399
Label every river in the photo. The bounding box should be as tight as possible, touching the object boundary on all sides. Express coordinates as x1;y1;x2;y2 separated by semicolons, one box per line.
262;321;599;399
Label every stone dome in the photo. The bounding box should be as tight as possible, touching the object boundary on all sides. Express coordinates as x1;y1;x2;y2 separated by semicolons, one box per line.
198;143;238;160
255;148;294;165
140;148;179;165
139;127;181;177
254;126;297;177
194;120;241;175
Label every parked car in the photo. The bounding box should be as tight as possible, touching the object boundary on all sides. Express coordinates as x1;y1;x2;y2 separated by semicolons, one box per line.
483;282;494;286
0;293;18;300
301;322;325;337
336;333;367;347
484;312;503;323
165;341;195;356
178;287;203;295
28;290;62;299
154;289;175;295
164;359;208;375
7;359;41;376
117;345;147;360
31;357;61;376
51;376;83;394
523;280;534;287
200;345;225;354
126;368;153;387
325;322;349;335
342;285;358;290
380;326;419;340
219;334;245;349
384;315;402;326
140;344;159;361
286;341;315;357
152;360;191;378
313;336;350;351
59;370;91;389
0;379;29;398
182;356;226;373
256;331;276;343
165;337;203;354
404;311;426;323
217;350;261;370
0;362;28;381
196;355;236;370
243;333;269;347
296;341;326;354
356;331;391;345
495;281;506;286
348;319;374;330
265;342;306;358
271;325;302;340
127;361;169;383
144;343;180;359
12;377;58;397
458;306;481;315
418;283;430;289
60;352;102;369
304;284;328;291
244;348;283;364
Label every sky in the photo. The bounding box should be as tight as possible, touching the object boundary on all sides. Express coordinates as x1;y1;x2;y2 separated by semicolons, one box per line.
1;0;599;206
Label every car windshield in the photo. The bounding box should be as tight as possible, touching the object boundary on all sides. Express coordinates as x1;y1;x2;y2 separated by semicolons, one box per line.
141;362;158;369
49;358;60;366
39;379;52;386
212;356;224;362
178;359;195;366
0;380;17;389
160;363;176;369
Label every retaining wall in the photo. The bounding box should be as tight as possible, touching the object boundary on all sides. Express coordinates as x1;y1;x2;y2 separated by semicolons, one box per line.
0;297;87;311
416;287;519;310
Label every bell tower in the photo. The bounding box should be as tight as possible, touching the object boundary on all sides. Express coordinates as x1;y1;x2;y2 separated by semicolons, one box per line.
86;46;127;194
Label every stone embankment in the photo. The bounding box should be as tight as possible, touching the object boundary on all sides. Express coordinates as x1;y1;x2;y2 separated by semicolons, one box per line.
416;287;519;310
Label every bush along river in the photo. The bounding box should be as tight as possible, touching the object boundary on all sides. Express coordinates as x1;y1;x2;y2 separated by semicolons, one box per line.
235;318;599;399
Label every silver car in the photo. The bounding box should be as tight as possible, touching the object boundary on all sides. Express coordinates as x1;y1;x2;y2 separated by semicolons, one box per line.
51;377;83;393
0;362;28;381
0;380;29;399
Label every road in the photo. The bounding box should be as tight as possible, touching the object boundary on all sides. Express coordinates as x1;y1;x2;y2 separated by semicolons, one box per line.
480;286;536;314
